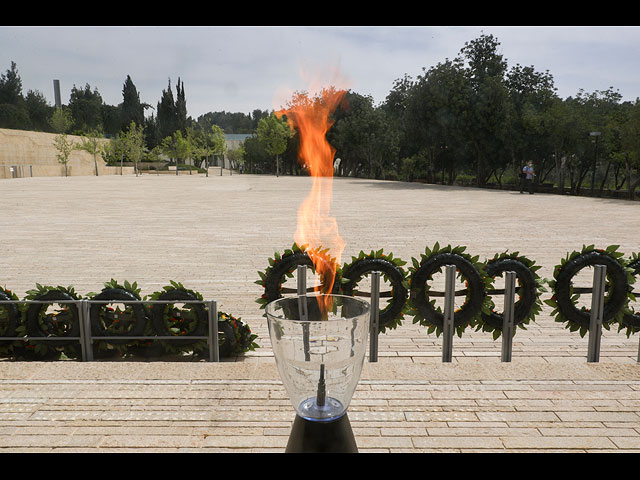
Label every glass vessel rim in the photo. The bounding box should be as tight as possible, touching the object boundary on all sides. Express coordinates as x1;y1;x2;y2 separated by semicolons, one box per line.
264;293;370;323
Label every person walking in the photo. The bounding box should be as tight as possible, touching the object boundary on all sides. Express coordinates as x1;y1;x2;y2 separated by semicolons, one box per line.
520;162;535;194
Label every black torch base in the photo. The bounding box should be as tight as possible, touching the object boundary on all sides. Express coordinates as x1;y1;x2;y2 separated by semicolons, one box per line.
285;413;358;453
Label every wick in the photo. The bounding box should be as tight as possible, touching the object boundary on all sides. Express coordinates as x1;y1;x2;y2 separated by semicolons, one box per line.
316;363;326;407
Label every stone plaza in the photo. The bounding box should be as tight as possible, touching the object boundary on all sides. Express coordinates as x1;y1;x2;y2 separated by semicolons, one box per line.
0;172;639;452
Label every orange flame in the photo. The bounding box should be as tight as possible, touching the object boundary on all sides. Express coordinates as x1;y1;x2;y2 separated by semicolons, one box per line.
276;88;347;313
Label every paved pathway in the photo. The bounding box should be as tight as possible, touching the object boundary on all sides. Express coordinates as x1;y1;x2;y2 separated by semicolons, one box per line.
1;173;639;452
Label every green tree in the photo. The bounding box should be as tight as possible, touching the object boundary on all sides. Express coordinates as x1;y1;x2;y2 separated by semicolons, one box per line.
459;34;510;186
122;121;145;176
257;113;291;176
175;77;187;135
121;75;145;131
0;61;29;130
401;58;470;183
157;79;176;140
227;144;245;170
0;61;23;105
53;133;74;176
617;100;640;199
75;129;104;176
101;135;127;174
25;89;53;132
68;83;103;133
504;64;557;186
191;124;226;175
331;91;399;179
50;107;73;134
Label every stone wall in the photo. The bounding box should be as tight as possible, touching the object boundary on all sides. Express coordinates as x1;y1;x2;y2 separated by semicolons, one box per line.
0;128;135;179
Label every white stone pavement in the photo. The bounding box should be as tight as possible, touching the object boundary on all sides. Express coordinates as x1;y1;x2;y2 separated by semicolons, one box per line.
0;173;639;452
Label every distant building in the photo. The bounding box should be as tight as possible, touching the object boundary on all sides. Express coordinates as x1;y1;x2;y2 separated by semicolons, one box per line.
212;133;253;169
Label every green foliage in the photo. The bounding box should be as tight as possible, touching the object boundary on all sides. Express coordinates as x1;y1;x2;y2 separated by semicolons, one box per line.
544;244;635;337
53;133;74;176
406;243;494;338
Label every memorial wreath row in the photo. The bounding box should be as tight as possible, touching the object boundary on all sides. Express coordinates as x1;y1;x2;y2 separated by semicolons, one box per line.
256;243;640;339
0;279;258;360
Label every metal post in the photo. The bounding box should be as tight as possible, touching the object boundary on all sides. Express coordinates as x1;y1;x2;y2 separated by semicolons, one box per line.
297;264;309;321
369;271;380;362
587;264;607;362
78;299;88;361
501;271;516;362
79;299;94;361
442;264;456;362
208;300;219;362
297;265;310;361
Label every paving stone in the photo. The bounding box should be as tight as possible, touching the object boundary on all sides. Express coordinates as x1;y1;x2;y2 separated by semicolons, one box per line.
1;173;640;451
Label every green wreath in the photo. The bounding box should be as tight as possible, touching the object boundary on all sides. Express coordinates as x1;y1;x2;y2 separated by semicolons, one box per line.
618;251;640;337
544;245;635;337
256;243;341;310
407;243;494;337
339;249;409;333
476;251;546;340
86;279;148;356
218;311;259;357
149;281;209;355
0;286;21;356
148;281;258;358
23;284;82;359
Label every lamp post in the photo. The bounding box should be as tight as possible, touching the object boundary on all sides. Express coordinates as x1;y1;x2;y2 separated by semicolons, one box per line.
590;131;601;195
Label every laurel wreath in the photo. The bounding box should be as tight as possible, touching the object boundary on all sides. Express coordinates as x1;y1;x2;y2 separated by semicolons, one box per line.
617;251;640;337
544;244;635;337
149;281;258;356
23;283;81;357
0;286;21;355
406;243;494;337
219;310;259;355
255;243;341;310
338;248;409;332
475;250;547;340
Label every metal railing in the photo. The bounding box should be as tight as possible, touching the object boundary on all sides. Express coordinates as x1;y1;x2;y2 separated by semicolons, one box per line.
294;263;633;364
0;299;220;362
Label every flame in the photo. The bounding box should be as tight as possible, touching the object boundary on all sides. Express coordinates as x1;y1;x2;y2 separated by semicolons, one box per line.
276;87;347;313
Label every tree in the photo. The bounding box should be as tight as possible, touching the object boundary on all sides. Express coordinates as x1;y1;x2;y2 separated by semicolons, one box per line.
0;61;29;130
400;58;470;183
53;133;73;176
122;121;145;176
121;75;145;130
50;108;72;134
76;129;104;176
0;61;23;105
175;77;187;135
331;91;399;179
25;89;53;132
68;83;103;133
505;64;557;185
226;144;245;170
459;34;510;186
191;124;226;175
257;113;291;176
618;100;640;199
157;79;176;141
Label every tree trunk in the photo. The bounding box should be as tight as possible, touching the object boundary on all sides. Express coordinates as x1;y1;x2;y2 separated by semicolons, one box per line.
555;151;565;195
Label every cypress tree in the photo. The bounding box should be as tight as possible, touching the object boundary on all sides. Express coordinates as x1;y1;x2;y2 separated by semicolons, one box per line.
157;78;176;140
121;75;144;130
175;77;187;135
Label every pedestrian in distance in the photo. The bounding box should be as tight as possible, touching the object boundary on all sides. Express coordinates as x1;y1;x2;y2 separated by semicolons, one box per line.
520;162;535;194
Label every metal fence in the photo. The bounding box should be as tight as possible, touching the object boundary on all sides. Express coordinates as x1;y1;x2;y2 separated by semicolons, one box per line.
0;299;220;362
295;263;637;364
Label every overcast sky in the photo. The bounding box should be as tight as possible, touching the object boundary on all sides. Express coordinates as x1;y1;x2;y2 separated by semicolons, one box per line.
2;26;640;119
